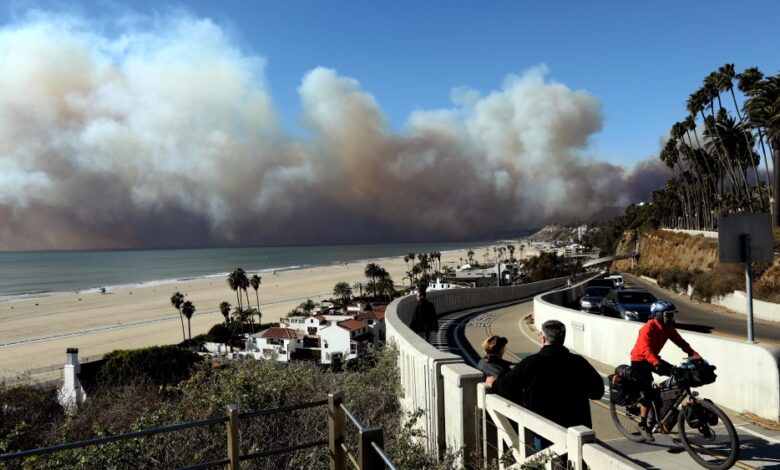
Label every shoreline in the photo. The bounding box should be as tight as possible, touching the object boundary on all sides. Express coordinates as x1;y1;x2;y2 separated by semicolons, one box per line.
0;242;511;379
0;243;494;303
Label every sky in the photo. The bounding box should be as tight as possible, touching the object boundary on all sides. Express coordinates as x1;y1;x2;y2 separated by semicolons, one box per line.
0;1;778;249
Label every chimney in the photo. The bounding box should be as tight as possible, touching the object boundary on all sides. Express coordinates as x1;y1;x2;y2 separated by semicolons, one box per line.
59;348;86;410
66;347;80;374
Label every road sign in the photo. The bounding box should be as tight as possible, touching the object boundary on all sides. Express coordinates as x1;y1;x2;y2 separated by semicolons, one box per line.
718;213;774;263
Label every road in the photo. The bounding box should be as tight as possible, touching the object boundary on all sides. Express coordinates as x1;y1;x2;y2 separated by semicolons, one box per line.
622;274;780;346
434;299;780;469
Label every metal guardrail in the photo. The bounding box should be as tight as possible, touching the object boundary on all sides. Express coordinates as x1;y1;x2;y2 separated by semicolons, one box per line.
0;392;397;469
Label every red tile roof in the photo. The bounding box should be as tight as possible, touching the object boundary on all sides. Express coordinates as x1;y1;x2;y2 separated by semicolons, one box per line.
337;320;366;331
260;327;298;339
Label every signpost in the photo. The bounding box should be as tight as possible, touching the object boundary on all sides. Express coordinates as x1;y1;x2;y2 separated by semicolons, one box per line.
718;213;774;343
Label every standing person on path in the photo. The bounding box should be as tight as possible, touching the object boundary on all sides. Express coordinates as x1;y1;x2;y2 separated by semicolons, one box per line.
630;300;700;442
477;336;513;379
486;320;604;430
409;286;437;342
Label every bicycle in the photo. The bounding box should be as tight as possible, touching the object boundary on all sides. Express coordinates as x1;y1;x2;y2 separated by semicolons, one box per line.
609;359;740;470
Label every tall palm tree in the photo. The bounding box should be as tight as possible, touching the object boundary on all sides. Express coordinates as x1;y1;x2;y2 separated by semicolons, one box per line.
739;67;773;202
364;263;382;284
235;268;251;313
353;281;364;298
745;73;780;226
220;301;231;327
467;250;475;264
333;282;352;305
170;291;186;342
181;300;195;343
250;274;262;309
227;270;242;311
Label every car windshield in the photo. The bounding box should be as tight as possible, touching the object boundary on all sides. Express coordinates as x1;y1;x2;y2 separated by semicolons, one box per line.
618;292;656;304
585;287;610;297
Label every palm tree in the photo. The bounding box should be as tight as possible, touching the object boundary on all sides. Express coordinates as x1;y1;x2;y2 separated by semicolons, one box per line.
745;73;780;225
250;274;262;309
170;292;186;342
353;282;364;298
235;268;252;313
507;244;516;262
227;270;242;311
333;282;352;305
377;276;395;301
300;299;318;315
365;280;378;299
219;301;231;327
181;300;195;343
467;250;475;264
739;67;773;203
364;263;382;284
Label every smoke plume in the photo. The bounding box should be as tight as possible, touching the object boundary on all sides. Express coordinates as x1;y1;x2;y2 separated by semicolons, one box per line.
0;12;668;250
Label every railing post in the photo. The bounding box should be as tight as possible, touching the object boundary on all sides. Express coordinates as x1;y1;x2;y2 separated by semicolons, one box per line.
358;427;383;469
328;391;345;470
566;425;595;470
226;404;240;470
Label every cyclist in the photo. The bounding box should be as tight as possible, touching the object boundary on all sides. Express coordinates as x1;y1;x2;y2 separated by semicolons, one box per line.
629;300;701;441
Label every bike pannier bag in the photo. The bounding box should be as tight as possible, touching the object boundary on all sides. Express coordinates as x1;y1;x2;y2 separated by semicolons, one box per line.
685;399;719;427
609;364;636;406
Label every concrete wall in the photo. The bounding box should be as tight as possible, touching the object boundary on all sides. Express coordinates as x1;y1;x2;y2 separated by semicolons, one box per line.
534;285;780;421
386;277;567;454
661;228;718;238
712;290;780;323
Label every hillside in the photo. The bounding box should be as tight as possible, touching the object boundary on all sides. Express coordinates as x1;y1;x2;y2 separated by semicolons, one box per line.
614;229;780;303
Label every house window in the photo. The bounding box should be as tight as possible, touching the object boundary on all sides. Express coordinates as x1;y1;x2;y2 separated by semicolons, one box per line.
308;327;317;335
366;320;374;325
323;341;328;349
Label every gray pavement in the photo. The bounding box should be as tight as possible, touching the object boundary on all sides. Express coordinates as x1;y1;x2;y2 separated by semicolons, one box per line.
623;273;780;347
437;300;780;469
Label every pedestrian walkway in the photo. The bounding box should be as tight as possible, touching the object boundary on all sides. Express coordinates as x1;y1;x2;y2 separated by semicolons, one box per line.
438;299;780;469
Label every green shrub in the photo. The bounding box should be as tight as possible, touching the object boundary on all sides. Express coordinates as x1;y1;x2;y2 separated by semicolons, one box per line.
206;324;232;343
0;382;63;453
97;345;202;387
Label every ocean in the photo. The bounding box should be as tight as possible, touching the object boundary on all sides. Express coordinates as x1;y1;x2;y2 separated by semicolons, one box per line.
0;242;490;301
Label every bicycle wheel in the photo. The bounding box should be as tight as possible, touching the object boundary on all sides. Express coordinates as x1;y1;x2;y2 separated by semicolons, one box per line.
677;400;740;469
610;401;646;442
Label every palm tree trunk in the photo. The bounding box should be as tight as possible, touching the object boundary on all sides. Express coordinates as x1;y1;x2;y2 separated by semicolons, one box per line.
178;309;186;342
255;290;260;309
235;290;242;311
188;319;192;342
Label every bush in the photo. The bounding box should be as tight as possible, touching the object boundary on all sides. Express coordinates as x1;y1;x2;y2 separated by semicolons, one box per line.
97;345;202;387
0;382;64;453
206;324;232;344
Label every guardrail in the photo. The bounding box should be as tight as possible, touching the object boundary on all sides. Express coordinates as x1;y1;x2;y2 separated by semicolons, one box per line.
477;383;639;470
386;276;643;469
534;281;780;422
0;391;396;469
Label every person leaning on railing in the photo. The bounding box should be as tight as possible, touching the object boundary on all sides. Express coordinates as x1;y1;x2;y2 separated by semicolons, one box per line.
486;320;604;431
477;335;513;379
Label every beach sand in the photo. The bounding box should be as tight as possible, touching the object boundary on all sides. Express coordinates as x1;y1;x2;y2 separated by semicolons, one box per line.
0;244;527;380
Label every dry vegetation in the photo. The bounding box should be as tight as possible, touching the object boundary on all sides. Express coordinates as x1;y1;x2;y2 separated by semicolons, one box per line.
615;229;780;303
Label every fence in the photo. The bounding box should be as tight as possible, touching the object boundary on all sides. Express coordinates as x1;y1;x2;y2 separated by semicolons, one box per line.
0;391;395;470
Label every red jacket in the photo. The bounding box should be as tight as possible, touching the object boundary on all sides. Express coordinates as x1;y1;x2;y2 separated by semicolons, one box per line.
630;318;696;366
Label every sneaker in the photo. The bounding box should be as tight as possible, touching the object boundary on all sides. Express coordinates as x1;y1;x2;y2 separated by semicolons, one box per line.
638;423;655;442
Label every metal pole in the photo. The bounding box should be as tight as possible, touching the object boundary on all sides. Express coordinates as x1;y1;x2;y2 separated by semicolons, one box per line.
743;234;755;343
328;392;345;470
226;404;240;470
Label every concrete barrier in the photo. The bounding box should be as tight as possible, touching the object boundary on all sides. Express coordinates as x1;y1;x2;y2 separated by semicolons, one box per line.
661;228;718;238
712;290;780;323
534;284;780;422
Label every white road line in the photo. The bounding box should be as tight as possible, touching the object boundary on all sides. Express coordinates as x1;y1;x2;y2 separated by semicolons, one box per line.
737;425;780;445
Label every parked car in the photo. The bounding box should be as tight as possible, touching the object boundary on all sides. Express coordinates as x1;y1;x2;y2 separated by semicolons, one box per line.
579;286;612;312
599;289;657;321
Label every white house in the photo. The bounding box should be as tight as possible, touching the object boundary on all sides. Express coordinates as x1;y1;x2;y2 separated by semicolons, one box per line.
355;309;386;344
318;319;373;364
282;315;328;336
247;327;303;362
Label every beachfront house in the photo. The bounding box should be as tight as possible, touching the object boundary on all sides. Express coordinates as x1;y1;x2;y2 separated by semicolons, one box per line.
246;327;303;362
318;319;373;364
355;309;386;344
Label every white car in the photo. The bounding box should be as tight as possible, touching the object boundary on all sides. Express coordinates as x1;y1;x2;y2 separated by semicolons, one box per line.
604;274;624;289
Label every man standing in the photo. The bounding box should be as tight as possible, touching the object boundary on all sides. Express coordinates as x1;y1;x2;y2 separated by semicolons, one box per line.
409;286;437;342
630;300;700;441
487;320;604;429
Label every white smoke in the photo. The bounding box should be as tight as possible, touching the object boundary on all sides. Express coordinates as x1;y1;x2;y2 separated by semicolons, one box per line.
0;11;667;250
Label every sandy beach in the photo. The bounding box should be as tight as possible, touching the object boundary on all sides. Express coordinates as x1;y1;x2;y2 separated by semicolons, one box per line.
0;244;524;380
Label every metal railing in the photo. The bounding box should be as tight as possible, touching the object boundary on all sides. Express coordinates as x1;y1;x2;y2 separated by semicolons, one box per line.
0;391;397;470
328;391;398;470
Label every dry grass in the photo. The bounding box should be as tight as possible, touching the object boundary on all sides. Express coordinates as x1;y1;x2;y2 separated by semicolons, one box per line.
739;412;780;431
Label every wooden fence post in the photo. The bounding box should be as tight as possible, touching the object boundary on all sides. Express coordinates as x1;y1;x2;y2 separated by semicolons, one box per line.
226;404;240;470
358;427;383;469
328;391;345;470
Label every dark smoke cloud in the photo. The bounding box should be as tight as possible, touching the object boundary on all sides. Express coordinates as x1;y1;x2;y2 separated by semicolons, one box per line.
0;12;668;250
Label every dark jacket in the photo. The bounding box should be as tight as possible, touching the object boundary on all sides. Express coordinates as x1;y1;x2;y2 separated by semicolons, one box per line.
409;297;438;333
477;357;512;379
491;345;604;429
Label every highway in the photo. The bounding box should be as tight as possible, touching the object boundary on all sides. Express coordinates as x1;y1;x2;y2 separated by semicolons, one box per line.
432;298;780;469
622;274;780;346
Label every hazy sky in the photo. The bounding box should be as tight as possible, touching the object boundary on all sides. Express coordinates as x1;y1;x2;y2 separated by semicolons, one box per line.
0;1;777;249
